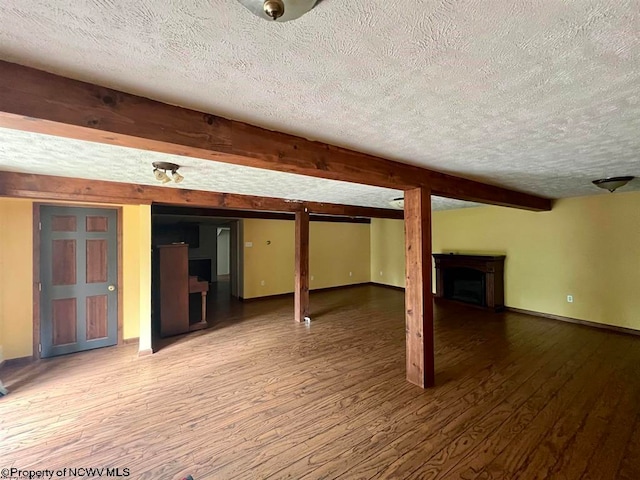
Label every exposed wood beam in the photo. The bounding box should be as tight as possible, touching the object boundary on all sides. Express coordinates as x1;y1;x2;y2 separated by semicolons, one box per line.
0;172;402;219
151;205;373;224
404;187;435;388
0;61;551;211
306;203;401;219
294;210;310;323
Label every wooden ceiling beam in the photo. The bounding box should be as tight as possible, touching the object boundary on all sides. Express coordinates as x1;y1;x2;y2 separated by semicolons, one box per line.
0;172;403;219
152;207;373;224
0;61;551;211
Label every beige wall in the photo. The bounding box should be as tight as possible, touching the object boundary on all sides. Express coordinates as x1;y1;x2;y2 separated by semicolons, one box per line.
370;191;640;330
0;198;151;360
242;219;371;299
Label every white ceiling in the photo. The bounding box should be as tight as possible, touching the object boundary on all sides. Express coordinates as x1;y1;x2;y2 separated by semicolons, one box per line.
1;0;639;205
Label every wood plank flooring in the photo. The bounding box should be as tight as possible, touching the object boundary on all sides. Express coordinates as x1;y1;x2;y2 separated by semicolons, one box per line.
1;285;640;480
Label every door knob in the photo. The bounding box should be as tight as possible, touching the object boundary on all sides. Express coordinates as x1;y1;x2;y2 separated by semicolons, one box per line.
108;285;116;292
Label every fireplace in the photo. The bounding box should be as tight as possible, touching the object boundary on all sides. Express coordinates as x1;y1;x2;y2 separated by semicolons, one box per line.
444;267;486;306
433;254;505;311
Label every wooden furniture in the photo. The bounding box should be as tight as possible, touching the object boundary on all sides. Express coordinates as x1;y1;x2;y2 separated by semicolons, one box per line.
189;275;209;328
157;244;208;337
433;254;505;311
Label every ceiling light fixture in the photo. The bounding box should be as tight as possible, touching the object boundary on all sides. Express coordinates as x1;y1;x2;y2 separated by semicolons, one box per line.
153;162;183;185
592;176;635;193
389;197;404;210
236;0;319;22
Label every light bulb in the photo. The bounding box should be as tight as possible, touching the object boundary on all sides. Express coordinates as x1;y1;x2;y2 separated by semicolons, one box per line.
154;169;170;184
172;171;184;184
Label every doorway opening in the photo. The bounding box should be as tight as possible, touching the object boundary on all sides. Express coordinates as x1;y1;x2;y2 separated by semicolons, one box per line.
151;206;243;348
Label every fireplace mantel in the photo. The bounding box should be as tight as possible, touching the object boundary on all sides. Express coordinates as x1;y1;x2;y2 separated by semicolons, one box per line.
433;254;506;311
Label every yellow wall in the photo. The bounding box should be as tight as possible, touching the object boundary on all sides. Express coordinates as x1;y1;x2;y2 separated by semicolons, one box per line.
242;219;371;298
0;198;150;360
5;190;636;359
0;199;5;363
0;199;34;360
122;205;151;340
370;191;640;330
370;218;405;288
242;219;294;298
310;222;370;290
0;198;2;365
136;205;152;353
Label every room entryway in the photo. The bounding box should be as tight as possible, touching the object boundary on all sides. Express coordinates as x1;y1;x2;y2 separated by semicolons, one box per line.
39;206;119;358
151;207;243;349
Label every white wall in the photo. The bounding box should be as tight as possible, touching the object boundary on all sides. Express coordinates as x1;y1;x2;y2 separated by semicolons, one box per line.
217;228;231;275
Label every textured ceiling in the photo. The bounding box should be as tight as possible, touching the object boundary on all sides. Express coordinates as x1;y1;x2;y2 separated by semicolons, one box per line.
1;0;639;201
0;127;475;211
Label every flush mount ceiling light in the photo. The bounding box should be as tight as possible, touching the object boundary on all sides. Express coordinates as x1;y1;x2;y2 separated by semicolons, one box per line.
236;0;320;22
389;197;404;210
592;176;635;193
152;162;183;185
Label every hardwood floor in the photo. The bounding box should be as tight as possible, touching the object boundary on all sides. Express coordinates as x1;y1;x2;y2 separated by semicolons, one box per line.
2;285;640;480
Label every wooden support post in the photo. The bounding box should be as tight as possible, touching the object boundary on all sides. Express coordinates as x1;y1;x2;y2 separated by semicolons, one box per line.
295;209;310;323
404;187;435;388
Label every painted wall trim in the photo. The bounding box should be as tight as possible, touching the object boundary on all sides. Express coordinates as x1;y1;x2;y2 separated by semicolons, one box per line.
0;356;33;370
506;307;640;337
366;283;640;337
369;282;405;292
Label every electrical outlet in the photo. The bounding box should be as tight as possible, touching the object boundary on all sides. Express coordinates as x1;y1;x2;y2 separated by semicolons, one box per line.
379;271;383;276
349;271;352;277
311;275;314;281
567;295;573;303
260;280;265;286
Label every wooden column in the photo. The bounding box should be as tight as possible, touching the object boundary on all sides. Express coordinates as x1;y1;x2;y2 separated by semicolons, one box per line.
295;209;310;323
404;187;435;388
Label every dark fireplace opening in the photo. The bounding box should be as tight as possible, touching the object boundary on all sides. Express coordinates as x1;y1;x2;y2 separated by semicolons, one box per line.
443;267;486;306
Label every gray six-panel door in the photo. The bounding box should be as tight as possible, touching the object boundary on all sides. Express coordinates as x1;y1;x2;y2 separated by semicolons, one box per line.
40;206;118;358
